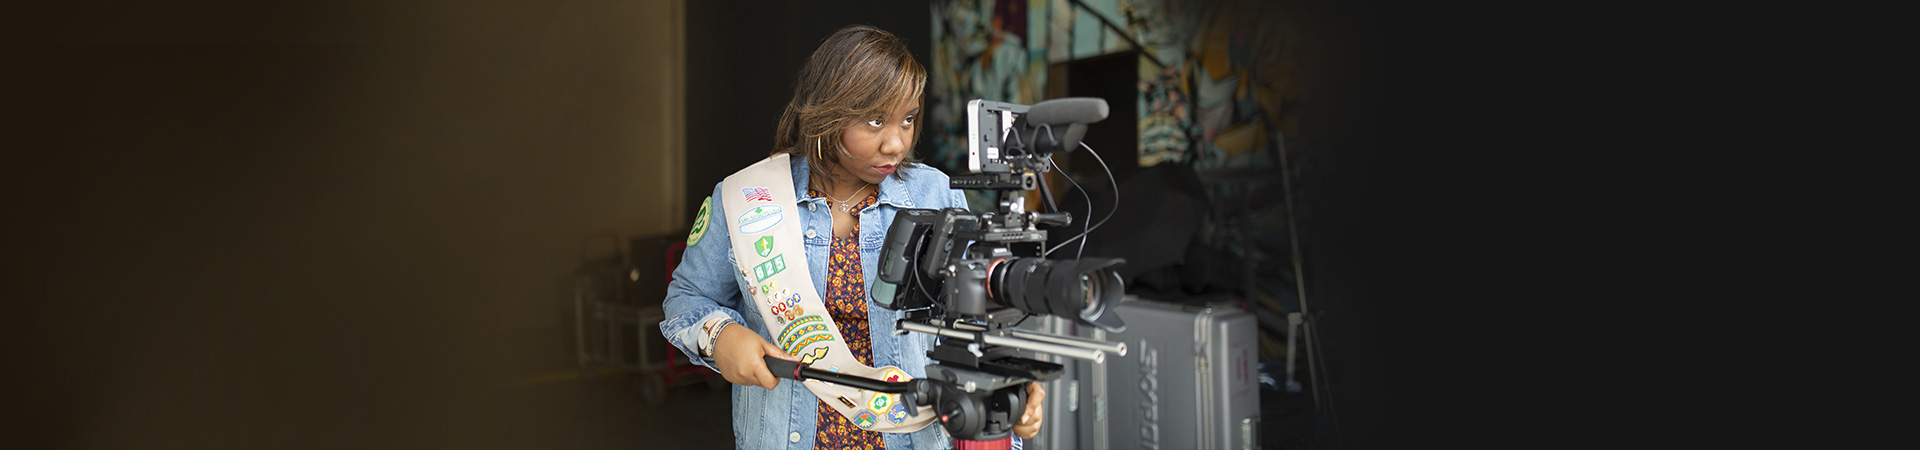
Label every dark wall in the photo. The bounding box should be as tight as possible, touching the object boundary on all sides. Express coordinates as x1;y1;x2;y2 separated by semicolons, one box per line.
683;0;931;225
1061;50;1142;187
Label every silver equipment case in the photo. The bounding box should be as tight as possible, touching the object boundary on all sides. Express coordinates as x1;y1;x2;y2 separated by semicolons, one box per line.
1035;296;1262;450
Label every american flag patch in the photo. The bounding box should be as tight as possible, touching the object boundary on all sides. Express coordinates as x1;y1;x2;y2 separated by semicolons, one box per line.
741;186;773;203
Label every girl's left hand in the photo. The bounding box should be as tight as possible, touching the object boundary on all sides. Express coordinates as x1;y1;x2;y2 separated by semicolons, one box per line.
1013;382;1046;439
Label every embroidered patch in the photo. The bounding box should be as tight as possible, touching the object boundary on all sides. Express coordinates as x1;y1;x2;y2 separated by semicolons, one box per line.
736;205;783;234
869;393;894;414
782;331;834;355
754;236;774;257
686;196;711;245
751;255;787;281
777;315;822;342
880;367;910;383
798;346;830;364
853;411;878;429
741;186;773;203
777;315;833;354
887;403;910;425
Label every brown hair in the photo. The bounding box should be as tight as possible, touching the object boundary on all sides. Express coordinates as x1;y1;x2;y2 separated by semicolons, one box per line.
771;24;927;185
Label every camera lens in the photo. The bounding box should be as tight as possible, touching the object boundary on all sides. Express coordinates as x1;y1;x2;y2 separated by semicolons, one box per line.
1079;274;1100;313
989;257;1127;332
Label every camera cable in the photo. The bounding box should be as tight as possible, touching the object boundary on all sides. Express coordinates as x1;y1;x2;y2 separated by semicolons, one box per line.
1040;133;1120;262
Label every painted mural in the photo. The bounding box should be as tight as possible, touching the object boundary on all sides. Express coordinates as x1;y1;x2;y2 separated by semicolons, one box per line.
1130;0;1303;170
1114;1;1313;350
928;0;1306;171
927;0;1051;176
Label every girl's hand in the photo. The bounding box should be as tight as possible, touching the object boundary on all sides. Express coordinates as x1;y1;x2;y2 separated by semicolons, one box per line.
712;323;797;390
1013;382;1046;439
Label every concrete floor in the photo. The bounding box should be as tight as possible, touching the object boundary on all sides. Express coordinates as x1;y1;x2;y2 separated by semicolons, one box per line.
489;323;737;450
494;369;735;450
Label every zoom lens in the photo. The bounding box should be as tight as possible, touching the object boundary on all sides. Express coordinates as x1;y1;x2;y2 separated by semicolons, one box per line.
989;256;1127;332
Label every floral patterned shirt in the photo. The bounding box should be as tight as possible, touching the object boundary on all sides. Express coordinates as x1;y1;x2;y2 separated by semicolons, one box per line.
809;187;885;450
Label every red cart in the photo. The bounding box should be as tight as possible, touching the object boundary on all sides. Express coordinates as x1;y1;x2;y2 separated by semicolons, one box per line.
573;235;723;405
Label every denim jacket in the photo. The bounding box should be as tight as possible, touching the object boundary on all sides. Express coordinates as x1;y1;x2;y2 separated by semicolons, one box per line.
661;155;966;450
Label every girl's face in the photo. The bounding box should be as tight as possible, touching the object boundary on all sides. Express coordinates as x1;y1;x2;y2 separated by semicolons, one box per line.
833;99;919;187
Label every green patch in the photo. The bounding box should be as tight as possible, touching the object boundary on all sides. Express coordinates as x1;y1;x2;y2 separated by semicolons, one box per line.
687;196;711;245
752;254;787;281
754;236;774;257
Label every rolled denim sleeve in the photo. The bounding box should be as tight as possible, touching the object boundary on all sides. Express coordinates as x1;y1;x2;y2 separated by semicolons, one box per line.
660;182;748;372
949;188;967;212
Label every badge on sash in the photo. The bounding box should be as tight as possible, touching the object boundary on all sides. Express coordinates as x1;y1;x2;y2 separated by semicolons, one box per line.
687;196;712;245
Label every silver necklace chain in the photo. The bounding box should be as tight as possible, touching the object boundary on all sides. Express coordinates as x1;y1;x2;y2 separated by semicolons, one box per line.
827;183;871;214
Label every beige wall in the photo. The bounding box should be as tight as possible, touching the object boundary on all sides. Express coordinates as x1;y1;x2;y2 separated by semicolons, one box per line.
326;0;688;333
4;1;684;447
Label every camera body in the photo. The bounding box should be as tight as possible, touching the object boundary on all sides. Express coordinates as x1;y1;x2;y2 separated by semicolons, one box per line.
870;206;1127;332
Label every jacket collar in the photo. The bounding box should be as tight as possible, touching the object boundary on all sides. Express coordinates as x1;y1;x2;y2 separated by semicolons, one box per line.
791;155;915;210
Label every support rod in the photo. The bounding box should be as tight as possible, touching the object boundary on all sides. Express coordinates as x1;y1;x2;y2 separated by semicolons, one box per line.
901;321;1107;363
1004;329;1127;356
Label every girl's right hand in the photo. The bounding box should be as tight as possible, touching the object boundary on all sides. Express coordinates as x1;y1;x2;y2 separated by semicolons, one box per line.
713;323;798;390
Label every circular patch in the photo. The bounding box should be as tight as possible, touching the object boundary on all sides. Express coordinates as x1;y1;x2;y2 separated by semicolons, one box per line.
686;196;712;245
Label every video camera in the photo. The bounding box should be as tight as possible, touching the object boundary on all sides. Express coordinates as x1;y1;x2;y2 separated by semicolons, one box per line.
765;97;1129;446
869;97;1128;333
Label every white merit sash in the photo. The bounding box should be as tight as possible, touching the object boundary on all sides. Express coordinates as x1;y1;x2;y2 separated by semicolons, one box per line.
721;153;936;433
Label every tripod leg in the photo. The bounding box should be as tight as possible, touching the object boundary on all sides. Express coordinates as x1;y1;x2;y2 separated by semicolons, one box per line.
1286;312;1302;392
1304;319;1320;408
